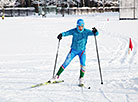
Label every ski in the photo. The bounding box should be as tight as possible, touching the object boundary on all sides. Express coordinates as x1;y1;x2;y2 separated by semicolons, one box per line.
78;84;91;89
31;80;64;88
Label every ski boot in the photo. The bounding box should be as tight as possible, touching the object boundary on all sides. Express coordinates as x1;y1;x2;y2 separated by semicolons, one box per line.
48;75;59;83
79;77;84;87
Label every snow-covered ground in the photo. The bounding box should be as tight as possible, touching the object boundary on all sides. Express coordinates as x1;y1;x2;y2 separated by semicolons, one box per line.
0;13;138;102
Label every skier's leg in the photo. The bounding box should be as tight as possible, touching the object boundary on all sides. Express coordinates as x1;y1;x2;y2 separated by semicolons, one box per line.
78;51;86;85
79;51;86;78
56;49;76;76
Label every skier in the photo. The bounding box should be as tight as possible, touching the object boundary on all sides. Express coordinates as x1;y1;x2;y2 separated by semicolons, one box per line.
50;19;99;86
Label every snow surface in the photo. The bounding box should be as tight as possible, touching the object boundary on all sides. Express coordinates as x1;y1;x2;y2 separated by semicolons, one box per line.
0;13;138;102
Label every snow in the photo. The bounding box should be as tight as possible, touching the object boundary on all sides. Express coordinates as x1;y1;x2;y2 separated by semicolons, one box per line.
0;12;138;102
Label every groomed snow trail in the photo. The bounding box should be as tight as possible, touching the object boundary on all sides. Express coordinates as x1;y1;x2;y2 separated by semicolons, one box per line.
0;13;138;102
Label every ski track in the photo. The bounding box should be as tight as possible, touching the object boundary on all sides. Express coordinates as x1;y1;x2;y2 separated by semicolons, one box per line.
126;94;129;102
99;88;112;102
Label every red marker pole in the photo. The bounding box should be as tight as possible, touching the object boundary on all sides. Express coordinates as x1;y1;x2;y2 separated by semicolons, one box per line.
128;38;133;54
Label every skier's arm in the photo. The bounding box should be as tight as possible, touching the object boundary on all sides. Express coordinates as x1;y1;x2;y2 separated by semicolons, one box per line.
87;27;99;36
57;29;74;40
61;29;74;37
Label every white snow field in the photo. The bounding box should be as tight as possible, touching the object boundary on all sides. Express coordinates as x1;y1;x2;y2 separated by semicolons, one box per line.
0;13;138;102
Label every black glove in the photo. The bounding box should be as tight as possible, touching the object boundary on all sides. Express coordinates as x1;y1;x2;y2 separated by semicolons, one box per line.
57;33;62;40
92;27;98;35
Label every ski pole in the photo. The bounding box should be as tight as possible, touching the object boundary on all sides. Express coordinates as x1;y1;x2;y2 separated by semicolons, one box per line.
53;39;60;78
93;32;103;84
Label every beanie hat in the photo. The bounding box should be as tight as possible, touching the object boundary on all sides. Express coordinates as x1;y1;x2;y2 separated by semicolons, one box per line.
77;19;85;33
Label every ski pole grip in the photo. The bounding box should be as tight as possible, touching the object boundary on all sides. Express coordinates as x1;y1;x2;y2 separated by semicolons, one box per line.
92;27;97;36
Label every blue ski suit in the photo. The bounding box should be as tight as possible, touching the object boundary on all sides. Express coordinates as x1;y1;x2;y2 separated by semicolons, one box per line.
59;28;99;78
56;19;99;78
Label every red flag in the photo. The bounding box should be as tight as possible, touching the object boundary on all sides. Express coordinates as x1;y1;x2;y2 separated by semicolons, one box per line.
129;38;133;51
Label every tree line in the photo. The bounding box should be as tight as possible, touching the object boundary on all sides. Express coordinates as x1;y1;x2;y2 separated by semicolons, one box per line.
16;0;119;8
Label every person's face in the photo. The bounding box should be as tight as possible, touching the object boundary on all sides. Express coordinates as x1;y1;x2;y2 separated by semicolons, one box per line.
78;26;83;31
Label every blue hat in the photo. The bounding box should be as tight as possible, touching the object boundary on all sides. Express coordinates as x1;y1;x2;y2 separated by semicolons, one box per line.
77;19;84;27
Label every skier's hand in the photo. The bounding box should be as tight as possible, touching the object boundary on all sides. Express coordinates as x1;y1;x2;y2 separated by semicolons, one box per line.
57;33;62;40
92;27;98;35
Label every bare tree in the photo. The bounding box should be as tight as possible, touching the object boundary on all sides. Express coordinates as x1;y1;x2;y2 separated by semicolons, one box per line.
82;0;85;7
0;0;17;17
0;0;17;7
17;0;32;7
